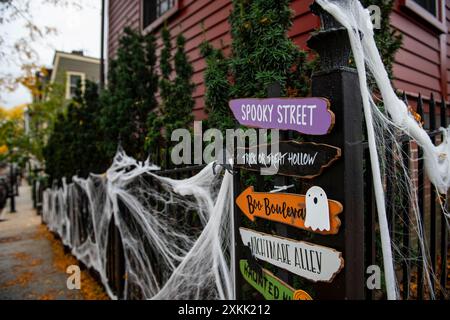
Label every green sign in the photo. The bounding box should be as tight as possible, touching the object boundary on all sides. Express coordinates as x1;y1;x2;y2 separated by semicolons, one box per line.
240;260;312;300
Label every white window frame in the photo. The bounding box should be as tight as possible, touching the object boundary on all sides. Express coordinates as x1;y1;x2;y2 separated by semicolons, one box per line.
413;0;439;17
141;0;179;34
402;0;448;33
66;71;86;100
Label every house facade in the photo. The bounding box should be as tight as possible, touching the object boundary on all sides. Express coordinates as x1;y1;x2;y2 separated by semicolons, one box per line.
50;50;101;100
106;0;450;121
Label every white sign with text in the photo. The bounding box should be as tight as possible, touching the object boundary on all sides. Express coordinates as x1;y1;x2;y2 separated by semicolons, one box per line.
239;228;344;282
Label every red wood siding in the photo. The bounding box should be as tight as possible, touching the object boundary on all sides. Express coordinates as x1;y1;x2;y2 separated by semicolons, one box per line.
447;0;450;101
107;0;317;120
108;0;141;62
391;0;449;102
154;0;233;120
107;0;448;120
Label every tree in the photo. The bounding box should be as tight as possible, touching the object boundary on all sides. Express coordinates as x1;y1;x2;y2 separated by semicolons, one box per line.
25;80;66;162
229;0;311;98
0;0;84;100
146;25;195;160
0;104;29;165
200;43;232;132
201;0;313;133
168;32;195;134
75;80;110;176
42;82;81;182
43;79;109;182
42;111;67;182
100;27;158;160
145;26;172;153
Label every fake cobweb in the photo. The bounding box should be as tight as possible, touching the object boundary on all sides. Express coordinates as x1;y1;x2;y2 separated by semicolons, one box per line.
42;149;234;300
317;0;450;299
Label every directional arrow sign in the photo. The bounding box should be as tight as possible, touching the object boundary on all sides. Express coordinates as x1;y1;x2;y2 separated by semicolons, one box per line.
235;140;341;179
240;260;312;300
229;97;335;135
240;228;344;282
236;186;342;235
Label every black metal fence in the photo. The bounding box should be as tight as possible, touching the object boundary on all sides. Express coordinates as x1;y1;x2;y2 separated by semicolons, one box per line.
35;94;450;300
102;163;207;299
364;93;449;300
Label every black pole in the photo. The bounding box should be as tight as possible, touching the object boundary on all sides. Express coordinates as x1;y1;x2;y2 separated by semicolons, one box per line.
9;163;16;213
269;82;291;285
308;1;365;299
100;0;106;90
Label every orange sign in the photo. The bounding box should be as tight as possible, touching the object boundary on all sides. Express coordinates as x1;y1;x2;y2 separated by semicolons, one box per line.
236;186;342;235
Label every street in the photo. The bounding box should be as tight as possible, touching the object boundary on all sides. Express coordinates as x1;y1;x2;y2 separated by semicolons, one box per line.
0;182;107;299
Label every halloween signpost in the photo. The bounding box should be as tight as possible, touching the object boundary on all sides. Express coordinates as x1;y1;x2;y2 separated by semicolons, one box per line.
229;1;366;300
230;95;349;299
230;85;365;299
231;2;365;301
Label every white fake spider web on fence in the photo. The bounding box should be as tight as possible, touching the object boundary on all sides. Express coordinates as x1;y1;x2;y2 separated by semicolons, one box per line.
43;149;234;300
317;0;450;300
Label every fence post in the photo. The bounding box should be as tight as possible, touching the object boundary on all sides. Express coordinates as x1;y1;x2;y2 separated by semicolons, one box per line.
440;97;448;299
308;2;365;299
232;164;242;299
107;211;125;299
269;82;291;285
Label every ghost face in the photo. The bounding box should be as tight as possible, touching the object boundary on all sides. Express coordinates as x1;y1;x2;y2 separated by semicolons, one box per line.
304;186;330;232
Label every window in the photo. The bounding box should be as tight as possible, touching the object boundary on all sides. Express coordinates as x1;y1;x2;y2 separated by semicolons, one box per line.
66;72;85;99
143;0;177;30
402;0;446;33
413;0;437;16
69;74;82;97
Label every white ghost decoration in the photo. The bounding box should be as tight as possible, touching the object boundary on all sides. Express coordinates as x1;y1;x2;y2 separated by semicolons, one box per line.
305;186;330;231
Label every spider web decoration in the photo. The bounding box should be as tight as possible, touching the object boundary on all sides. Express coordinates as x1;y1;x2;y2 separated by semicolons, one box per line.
43;148;234;300
316;0;450;300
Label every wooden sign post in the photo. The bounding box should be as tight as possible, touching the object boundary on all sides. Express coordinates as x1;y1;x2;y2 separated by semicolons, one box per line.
305;2;366;299
232;8;367;297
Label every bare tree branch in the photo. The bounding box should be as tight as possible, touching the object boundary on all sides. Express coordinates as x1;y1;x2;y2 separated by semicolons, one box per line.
0;0;84;103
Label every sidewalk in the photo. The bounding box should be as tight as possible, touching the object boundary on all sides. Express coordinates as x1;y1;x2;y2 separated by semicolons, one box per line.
0;182;107;300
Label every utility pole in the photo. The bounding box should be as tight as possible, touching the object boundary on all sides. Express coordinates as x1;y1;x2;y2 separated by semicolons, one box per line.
100;0;106;90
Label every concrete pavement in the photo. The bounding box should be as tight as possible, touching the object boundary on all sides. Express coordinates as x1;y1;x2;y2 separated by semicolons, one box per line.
0;182;106;300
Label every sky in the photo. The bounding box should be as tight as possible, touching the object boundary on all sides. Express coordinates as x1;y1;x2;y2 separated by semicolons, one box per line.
0;0;101;108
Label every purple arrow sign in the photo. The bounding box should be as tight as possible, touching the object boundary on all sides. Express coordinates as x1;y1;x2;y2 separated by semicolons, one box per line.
229;98;335;135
